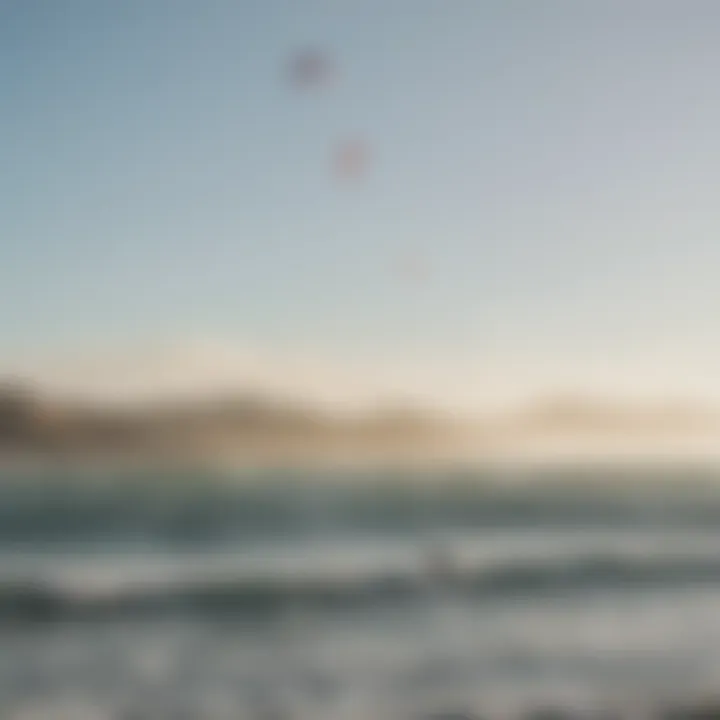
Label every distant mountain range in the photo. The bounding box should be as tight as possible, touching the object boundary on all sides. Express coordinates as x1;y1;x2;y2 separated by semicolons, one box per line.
1;379;719;466
0;379;459;462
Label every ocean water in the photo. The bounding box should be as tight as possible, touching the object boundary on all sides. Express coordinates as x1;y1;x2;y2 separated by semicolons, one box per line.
3;466;720;718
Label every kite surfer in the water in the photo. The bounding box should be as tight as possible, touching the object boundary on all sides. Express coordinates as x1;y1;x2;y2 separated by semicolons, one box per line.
423;541;460;589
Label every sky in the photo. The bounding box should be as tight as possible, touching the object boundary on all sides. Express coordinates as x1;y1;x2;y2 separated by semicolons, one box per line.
4;1;720;408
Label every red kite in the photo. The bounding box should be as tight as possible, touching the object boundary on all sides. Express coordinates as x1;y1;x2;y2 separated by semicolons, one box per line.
333;138;369;180
288;49;333;89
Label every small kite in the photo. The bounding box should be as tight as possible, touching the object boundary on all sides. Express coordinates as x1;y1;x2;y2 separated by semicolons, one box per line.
395;252;429;285
288;48;333;89
333;137;369;180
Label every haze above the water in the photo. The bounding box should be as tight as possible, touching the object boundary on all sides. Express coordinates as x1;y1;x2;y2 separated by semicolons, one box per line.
5;336;720;417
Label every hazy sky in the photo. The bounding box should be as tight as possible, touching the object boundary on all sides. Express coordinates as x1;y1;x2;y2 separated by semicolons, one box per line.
4;1;720;406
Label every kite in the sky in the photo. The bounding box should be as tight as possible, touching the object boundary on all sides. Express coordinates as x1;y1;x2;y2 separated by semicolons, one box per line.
288;48;333;89
395;252;429;285
333;137;369;180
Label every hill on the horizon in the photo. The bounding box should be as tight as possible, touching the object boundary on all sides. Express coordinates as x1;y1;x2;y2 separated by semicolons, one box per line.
1;378;719;464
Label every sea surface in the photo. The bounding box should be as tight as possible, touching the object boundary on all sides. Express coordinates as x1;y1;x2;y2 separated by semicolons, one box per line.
3;465;720;718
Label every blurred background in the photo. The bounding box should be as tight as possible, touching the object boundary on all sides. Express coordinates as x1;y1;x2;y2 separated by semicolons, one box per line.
4;0;720;717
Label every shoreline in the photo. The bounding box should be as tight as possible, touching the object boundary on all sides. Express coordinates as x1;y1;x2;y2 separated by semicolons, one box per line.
4;443;720;483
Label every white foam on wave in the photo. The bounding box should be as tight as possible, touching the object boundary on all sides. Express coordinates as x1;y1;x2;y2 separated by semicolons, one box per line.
3;526;720;601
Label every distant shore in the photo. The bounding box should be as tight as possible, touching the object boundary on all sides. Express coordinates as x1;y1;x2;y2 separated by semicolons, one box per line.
2;379;720;476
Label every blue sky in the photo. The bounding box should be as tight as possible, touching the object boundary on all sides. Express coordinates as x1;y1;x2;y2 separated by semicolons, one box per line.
4;1;720;404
